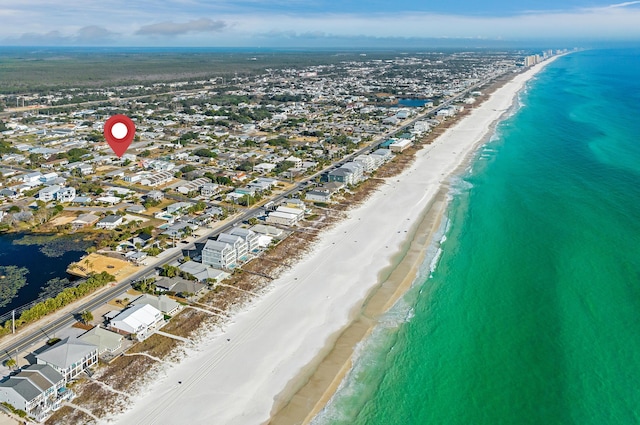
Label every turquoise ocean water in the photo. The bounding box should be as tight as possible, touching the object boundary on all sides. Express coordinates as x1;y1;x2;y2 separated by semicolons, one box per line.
312;49;640;425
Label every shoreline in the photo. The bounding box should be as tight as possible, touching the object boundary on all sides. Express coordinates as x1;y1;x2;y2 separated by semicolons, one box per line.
268;58;560;425
269;186;449;425
107;59;558;425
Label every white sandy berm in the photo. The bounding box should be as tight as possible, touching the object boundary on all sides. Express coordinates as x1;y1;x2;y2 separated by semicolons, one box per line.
108;59;555;425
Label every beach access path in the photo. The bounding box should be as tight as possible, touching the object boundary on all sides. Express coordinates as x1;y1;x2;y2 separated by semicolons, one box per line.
108;59;556;425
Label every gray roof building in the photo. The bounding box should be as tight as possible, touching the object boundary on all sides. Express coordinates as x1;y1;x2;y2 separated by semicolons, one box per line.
131;294;181;316
35;337;98;382
78;327;124;355
0;364;66;422
178;261;229;282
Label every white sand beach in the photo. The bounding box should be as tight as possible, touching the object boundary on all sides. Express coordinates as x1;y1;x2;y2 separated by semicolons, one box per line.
108;59;555;425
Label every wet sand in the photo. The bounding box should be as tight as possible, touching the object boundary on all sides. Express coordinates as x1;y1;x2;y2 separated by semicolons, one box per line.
269;187;449;425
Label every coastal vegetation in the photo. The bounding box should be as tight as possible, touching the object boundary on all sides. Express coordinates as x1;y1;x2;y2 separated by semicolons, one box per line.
38;277;72;299
12;233;93;257
0;50;395;94
0;266;29;308
0;271;114;336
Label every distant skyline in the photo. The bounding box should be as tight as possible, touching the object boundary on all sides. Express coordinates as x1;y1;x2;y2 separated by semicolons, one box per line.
2;1;640;47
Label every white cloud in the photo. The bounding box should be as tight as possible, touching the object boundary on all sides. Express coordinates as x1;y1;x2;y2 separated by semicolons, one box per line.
601;1;640;8
228;8;640;41
3;3;640;46
5;26;116;45
135;18;227;36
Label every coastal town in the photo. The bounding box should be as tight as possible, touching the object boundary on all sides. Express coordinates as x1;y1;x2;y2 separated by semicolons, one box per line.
0;49;558;423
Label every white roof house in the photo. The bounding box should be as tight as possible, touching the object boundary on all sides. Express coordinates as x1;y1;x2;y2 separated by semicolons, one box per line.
285;156;303;168
95;196;121;205
253;163;277;174
266;211;299;226
389;138;412;152
201;183;220;197
22;171;43;183
275;206;305;220
250;224;285;237
109;303;163;340
305;189;332;203
340;162;365;183
95;215;124;230
353;154;377;172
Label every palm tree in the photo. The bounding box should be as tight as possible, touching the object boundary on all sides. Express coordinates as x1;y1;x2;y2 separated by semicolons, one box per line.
80;310;93;325
5;358;17;370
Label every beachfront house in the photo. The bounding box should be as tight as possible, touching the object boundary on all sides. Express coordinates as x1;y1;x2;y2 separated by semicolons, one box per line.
414;120;431;133
78;327;124;356
178;261;230;283
328;168;356;186
266;211;299;226
217;232;249;262
0;364;68;422
202;239;236;269
35;337;99;382
305;189;332;203
275;206;304;221
353;155;377;173
131;294;182;316
371;148;393;163
108;303;164;341
389;139;413;152
340;162;365;183
155;277;207;298
228;227;260;253
283;198;306;210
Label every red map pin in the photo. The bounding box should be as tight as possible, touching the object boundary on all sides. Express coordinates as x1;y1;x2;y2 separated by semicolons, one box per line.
104;114;136;157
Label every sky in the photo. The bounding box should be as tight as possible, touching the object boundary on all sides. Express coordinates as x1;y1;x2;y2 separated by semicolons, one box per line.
2;0;640;47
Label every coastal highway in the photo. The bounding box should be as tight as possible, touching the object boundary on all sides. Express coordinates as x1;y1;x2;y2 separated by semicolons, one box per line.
0;191;282;364
0;211;249;363
0;68;513;364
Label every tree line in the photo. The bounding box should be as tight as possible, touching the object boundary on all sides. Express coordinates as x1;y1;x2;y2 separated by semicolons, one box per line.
0;271;115;336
